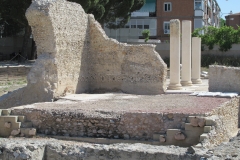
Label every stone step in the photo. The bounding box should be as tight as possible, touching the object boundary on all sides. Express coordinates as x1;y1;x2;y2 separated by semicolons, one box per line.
21;122;33;128
0;121;21;137
20;128;36;137
184;123;204;135
199;133;209;142
0;116;18;123
17;116;26;122
1;109;11;116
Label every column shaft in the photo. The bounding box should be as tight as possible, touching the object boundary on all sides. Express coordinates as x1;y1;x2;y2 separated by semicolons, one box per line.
181;20;192;86
168;19;182;90
192;37;202;84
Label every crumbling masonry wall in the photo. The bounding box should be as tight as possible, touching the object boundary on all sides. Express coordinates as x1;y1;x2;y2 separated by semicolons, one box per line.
209;65;240;93
0;0;167;108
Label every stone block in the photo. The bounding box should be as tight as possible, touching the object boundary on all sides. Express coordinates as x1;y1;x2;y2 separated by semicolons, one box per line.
194;143;203;148
204;126;211;133
153;133;161;141
1;109;11;116
11;129;20;136
205;119;214;126
21;122;33;128
11;122;21;130
0;127;12;137
174;131;186;140
184;123;204;135
188;116;205;127
0;116;18;123
4;122;11;128
159;135;166;143
20;128;36;137
166;129;182;143
29;128;37;136
199;133;208;142
17;116;26;122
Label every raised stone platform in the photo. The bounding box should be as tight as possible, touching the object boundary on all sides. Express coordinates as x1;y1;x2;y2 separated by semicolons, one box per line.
7;93;239;148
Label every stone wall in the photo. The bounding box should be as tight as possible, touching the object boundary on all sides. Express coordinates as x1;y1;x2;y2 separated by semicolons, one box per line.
209;65;240;93
10;97;239;148
202;97;239;148
11;107;192;141
0;0;167;108
0;66;31;81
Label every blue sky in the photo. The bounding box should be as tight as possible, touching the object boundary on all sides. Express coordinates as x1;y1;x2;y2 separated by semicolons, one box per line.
217;0;240;19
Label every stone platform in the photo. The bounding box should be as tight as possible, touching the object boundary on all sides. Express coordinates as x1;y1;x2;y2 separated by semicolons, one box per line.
6;93;239;148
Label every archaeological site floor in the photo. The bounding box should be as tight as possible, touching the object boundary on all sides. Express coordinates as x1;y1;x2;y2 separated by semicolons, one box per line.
8;93;238;147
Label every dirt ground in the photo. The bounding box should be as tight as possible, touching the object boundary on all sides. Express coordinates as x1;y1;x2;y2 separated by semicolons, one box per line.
0;77;27;97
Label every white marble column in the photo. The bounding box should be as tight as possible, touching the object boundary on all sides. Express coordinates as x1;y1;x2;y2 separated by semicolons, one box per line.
192;37;202;84
181;20;192;86
168;19;182;90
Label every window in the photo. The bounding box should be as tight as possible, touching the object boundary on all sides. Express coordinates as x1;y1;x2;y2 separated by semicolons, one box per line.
195;2;202;9
163;22;170;34
164;2;171;12
131;25;136;28
144;25;149;29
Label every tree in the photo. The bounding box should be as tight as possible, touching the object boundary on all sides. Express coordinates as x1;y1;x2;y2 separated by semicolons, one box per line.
0;0;145;61
220;18;226;27
192;26;240;52
69;0;145;28
0;0;33;62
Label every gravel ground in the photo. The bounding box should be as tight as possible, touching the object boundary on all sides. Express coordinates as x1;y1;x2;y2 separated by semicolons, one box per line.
20;93;231;115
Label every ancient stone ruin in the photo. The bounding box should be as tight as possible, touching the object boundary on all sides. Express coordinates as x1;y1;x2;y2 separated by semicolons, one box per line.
209;65;240;92
0;0;167;108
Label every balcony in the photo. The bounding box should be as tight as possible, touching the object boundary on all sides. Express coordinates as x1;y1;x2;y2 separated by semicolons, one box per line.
195;10;204;17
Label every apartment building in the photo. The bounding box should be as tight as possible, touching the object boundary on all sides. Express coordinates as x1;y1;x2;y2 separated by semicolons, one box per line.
104;0;221;42
157;0;221;41
225;13;240;30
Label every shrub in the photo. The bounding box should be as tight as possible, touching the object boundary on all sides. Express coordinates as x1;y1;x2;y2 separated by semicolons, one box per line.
201;54;240;67
142;29;150;42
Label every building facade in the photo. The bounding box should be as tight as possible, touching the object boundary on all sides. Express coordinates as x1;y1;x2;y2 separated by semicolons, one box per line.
104;0;221;42
225;13;240;30
156;0;221;42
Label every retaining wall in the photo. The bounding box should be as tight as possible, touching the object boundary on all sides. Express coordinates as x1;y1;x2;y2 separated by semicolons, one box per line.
11;108;192;141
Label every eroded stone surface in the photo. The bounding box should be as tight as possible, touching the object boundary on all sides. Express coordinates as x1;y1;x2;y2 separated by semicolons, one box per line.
209;65;240;92
0;0;167;108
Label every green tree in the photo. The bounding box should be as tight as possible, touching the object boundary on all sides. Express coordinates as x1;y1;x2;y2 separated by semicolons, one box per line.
0;0;145;61
220;18;226;27
192;26;240;52
0;0;32;61
69;0;145;28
